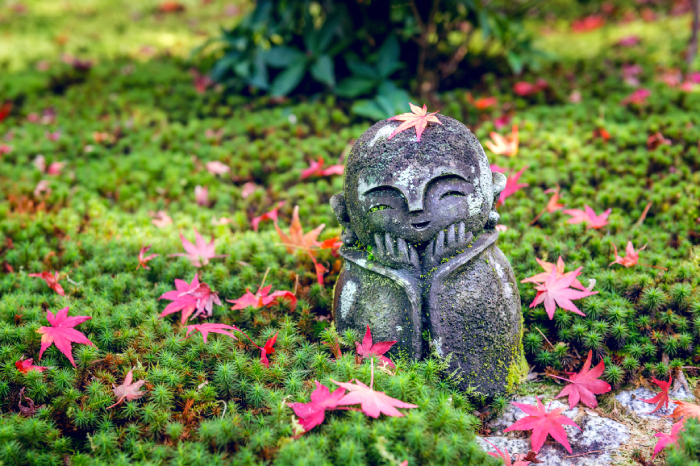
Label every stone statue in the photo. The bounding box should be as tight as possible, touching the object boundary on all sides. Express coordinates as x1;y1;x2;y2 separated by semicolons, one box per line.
330;115;526;396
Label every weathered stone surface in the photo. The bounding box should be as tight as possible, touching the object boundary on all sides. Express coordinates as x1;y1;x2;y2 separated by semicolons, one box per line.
330;116;525;396
615;386;695;419
482;396;630;466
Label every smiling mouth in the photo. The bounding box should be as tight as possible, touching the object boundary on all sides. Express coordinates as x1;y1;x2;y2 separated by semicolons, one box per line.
412;221;431;230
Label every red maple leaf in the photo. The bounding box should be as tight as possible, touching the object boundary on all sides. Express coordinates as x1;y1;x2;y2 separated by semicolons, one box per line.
355;325;397;369
183;282;222;319
513;79;547;96
529;267;597;319
37;307;94;367
184;323;239;343
318;236;342;257
252;201;285;232
138;245;158;270
621;88;651;105
387;103;442;142
15;357;47;374
169;227;227;267
563;205;611;229
227;285;297;311
107;370;146;409
0;102;12;123
484;439;532;466
288;381;346;433
652;420;685;459
486;124;519;157
466;93;498;110
332;360;418;418
521;256;586;291
549;350;611;409
497;166;529;206
300;157;344;180
504;397;580;453
571;14;605;32
28;271;65;296
641;376;673;413
530;185;565;224
259;332;278;368
609;241;666;270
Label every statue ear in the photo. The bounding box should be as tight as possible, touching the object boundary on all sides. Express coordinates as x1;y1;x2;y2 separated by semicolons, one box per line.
331;193;357;245
491;171;507;206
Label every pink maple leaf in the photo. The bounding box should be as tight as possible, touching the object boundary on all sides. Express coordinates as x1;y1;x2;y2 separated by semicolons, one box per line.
387;103;442;142
158;274;199;323
300;157;344;180
28;271;65;296
169;227;227;267
529;267;598;319
513;79;547;96
252;201;285;232
194;185;209;207
497;166;529;207
641;376;673;413
184;323;239;343
289;381;346;433
150;210;172;228
504;397;580;453
355;325;397;369
205;161;230;175
332;360;418;418
484;439;531;466
621;88;651;105
549;350;611;409
138;245;158;270
521;256;586;291
107;370;146;409
563;205;611;229
227;285;297;311
0;144;12;155
182;282;222;319
609;241;666;270
652;420;685;459
37;307;94;367
15;357;47;374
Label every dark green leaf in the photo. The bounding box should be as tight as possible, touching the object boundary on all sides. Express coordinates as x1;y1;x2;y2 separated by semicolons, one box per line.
269;61;308;97
310;55;335;88
335;77;377;98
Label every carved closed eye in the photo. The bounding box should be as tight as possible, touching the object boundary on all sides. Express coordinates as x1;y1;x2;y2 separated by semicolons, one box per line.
369;205;393;213
439;191;466;200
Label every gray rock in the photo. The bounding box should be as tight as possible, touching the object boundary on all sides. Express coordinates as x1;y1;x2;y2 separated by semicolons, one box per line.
330;116;525;396
482;396;630;466
615;386;695;419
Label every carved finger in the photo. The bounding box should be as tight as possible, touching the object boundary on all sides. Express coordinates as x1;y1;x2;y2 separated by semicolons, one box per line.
458;222;466;245
374;233;385;257
463;231;474;248
424;238;434;266
397;237;410;263
434;230;445;257
408;243;419;268
447;223;456;248
385;233;395;257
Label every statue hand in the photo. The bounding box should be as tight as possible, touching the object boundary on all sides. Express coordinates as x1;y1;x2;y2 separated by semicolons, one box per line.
423;222;473;272
373;233;420;272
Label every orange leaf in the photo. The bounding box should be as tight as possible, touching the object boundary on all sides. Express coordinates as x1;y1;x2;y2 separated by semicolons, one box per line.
387;103;442;142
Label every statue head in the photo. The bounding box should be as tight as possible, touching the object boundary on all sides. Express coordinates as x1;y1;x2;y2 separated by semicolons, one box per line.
331;115;506;248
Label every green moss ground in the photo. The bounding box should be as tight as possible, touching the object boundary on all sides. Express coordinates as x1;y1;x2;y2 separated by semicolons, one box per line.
1;1;700;464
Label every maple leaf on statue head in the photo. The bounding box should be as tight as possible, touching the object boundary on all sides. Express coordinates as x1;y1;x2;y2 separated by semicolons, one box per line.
288;381;346;433
563;205;611;230
169;227;227;267
549;350;611;409
28;271;65;296
355;325;397;369
529;267;597;320
640;376;673;413
652;420;685;459
387;103;442;142
37;307;95;367
521;256;587;291
504;397;580;453
107;370;146;409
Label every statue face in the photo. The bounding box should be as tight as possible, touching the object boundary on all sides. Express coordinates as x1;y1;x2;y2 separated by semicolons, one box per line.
353;164;483;245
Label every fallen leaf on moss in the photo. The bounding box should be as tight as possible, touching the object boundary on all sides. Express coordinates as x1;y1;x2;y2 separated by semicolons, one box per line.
107;370;146;409
37;307;94;367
